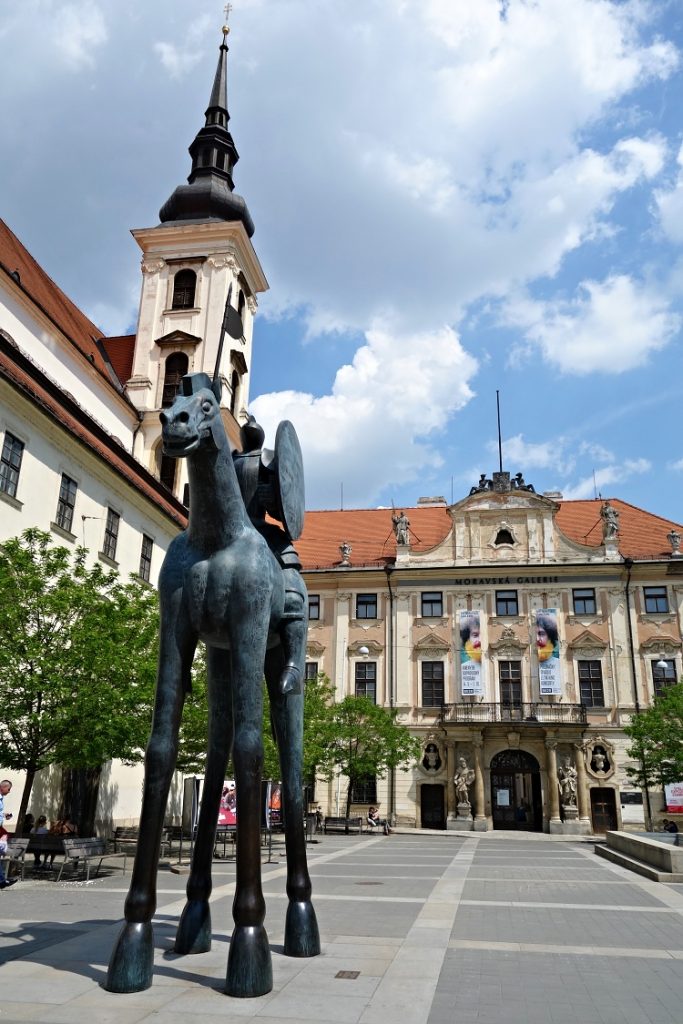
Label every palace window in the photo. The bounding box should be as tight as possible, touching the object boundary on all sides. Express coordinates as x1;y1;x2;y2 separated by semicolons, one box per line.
499;661;522;707
421;591;443;617
356;593;377;619
171;269;196;310
162;352;189;408
578;660;605;707
305;661;318;681
102;508;120;562
351;774;377;804
652;659;676;698
643;586;669;614
55;473;78;533
309;594;320;620
421;662;444;707
355;662;377;702
573;588;596;615
0;431;24;498
496;589;519;616
139;534;153;583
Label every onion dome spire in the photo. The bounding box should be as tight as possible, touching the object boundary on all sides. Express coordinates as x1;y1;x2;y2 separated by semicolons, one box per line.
159;26;254;236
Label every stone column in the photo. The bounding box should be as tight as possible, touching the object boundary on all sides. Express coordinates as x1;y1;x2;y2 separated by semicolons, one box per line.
472;733;487;832
574;742;591;827
545;734;562;831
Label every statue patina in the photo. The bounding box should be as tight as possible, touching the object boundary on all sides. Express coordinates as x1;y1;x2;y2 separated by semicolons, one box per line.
105;299;320;998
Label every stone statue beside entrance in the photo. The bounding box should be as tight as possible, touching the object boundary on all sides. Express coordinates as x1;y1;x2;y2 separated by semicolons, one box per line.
557;755;578;821
454;757;475;823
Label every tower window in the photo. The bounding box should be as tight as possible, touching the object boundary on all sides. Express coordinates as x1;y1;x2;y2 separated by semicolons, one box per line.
172;269;196;310
162;352;189;407
230;369;240;415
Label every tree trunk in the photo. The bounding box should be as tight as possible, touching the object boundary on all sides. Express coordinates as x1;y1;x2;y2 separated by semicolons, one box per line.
59;766;102;836
345;782;353;819
16;767;37;835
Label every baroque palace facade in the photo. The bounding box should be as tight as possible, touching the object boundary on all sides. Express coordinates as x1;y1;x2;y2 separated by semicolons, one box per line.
296;472;683;835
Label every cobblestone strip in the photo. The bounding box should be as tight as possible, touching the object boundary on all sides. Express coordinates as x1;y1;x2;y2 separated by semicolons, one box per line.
358;838;479;1024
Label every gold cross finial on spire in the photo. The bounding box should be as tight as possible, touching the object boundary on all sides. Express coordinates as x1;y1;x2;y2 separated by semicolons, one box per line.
223;3;232;37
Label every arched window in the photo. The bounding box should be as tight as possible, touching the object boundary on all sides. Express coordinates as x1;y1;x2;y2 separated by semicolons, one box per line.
230;369;240;415
162;352;189;408
172;269;196;310
237;289;246;326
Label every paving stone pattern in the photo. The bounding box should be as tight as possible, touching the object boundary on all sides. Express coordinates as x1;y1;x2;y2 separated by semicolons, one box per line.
0;833;682;1023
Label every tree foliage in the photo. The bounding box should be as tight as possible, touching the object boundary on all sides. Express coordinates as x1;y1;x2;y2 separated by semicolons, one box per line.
314;695;421;817
0;529;159;823
624;682;683;790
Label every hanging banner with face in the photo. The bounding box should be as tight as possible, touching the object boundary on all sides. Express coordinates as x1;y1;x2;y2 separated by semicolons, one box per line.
460;610;484;696
536;608;561;695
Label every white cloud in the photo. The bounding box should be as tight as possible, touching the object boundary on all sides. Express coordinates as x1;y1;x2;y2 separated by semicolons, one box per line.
669;458;683;472
563;457;651;499
154;13;212;80
54;3;107;70
654;142;683;243
503;274;680;374
250;323;478;507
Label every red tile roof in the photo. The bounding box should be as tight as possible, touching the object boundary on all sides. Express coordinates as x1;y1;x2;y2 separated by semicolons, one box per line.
299;499;682;570
299;506;451;570
0;220;122;390
555;498;681;560
102;334;136;386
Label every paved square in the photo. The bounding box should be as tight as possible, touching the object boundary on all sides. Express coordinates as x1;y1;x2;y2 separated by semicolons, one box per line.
1;833;682;1022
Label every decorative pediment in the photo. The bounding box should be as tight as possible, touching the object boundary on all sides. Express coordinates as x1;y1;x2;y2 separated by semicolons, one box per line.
567;629;607;652
639;635;681;655
306;640;326;658
489;626;526;653
419;734;446;776
414;631;450;654
347;639;383;656
154;329;202;348
230;349;248;375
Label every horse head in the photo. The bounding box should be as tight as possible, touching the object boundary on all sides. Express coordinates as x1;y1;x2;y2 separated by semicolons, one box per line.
160;373;226;458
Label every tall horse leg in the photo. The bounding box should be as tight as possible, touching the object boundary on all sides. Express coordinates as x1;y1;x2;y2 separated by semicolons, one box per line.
106;613;194;993
266;646;320;958
225;635;271;997
176;644;234;954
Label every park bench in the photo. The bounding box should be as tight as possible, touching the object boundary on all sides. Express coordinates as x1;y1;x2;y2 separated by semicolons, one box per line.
323;816;363;835
56;837;127;882
110;825;176;858
1;837;30;880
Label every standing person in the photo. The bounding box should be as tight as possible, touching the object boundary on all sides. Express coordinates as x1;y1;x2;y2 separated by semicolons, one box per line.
0;780;16;889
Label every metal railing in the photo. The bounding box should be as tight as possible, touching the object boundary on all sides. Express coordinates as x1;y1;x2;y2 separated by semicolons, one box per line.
439;701;586;725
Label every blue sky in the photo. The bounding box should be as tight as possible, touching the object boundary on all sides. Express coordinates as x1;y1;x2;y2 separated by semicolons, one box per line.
1;0;682;518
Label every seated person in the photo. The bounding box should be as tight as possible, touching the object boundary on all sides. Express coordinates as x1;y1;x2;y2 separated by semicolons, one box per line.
665;819;679;834
367;806;391;835
31;815;49;868
44;817;78;868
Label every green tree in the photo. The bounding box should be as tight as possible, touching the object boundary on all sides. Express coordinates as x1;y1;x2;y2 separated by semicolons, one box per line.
0;529;159;828
316;695;421;817
624;681;683;791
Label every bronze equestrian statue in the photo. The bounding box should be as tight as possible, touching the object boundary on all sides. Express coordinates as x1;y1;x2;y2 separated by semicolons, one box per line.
105;313;320;996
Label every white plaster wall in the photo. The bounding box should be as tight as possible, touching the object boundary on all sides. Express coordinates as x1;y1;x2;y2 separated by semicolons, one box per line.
1;283;136;445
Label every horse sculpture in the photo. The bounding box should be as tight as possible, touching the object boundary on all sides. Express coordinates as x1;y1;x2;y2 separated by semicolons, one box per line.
105;363;320;997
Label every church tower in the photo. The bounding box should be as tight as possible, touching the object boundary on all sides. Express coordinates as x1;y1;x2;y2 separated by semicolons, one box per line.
126;27;268;499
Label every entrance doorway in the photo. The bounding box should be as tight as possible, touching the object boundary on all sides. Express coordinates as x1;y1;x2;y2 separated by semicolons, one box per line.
490;749;542;831
590;788;618;833
420;784;446;830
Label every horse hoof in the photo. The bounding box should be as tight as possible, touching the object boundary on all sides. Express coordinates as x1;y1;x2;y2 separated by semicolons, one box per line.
225;925;272;997
175;899;212;954
284;900;321;957
105;921;154;993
